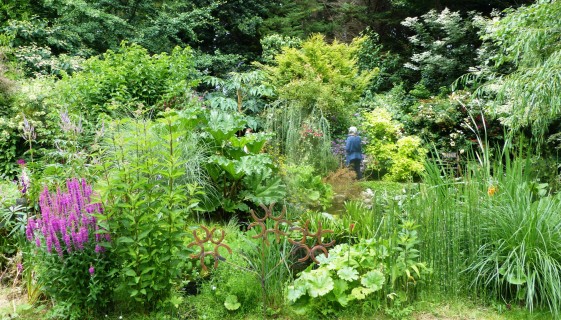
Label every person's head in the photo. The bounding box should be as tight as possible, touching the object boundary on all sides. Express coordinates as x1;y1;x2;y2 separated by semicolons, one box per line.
348;126;358;135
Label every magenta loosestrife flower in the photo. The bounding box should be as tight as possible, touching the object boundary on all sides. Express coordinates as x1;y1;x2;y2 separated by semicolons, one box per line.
89;266;95;276
26;178;109;258
26;218;35;241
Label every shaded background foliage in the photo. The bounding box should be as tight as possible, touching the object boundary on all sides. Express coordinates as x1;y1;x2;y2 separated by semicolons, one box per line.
0;0;547;180
1;0;534;74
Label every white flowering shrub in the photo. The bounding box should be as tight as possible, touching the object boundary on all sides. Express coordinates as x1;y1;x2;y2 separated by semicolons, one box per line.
402;9;481;92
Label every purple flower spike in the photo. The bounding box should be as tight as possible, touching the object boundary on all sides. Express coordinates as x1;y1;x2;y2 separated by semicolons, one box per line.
89;266;95;276
25;179;110;258
26;218;35;241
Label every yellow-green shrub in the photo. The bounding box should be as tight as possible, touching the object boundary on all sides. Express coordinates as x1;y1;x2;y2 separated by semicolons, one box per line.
362;108;426;181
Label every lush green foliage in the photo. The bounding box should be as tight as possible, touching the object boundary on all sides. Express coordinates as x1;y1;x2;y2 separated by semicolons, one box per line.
0;58;22;177
409;93;475;152
96;110;201;311
387;136;426;181
1;42;200;179
475;0;561;137
355;31;407;93
3;1;561;319
0;181;25;269
266;106;337;174
287;221;429;317
1;17;86;76
361;108;427;181
283;164;333;211
362;108;400;173
1;0;219;56
51;43;199;123
405;141;561;317
201;109;285;214
466;157;561;316
0;81;57;179
0;57;15;111
0;180;19;207
262;34;375;130
260;34;302;64
203;70;273;129
189;261;263;318
261;1;340;40
240;217;293;316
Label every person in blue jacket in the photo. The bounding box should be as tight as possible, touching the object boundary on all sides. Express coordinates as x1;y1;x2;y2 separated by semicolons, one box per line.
345;126;362;179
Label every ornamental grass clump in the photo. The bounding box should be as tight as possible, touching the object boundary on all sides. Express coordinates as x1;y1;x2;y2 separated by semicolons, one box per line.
414;140;561;317
25;178;113;319
465;156;561;317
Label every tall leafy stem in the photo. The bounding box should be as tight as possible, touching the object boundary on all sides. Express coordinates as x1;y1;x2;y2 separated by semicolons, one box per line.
95;110;201;311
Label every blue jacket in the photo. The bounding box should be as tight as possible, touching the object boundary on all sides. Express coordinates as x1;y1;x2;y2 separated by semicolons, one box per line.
345;135;362;165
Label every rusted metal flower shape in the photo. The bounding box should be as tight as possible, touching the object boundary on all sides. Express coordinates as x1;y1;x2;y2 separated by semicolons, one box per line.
188;225;232;272
248;203;291;245
289;220;335;264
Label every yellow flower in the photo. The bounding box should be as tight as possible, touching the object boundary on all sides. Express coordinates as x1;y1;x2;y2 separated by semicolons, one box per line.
487;185;497;196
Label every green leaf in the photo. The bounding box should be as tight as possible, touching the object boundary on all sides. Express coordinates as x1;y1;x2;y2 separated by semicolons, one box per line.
337;267;359;282
350;287;373;300
332;279;350;307
243;175;286;205
237;154;273;176
287;284;306;303
137;229;152;241
506;270;527;285
118;236;135;244
361;270;385;291
303;268;334;297
243;133;270;154
208;156;244;179
224;294;241;311
209;96;238;112
206;109;246;142
308;190;320;201
124;269;137;277
170;295;183;309
315;253;333;266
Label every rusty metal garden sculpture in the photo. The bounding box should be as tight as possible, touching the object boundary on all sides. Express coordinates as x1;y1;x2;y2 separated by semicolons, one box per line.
288;220;335;264
187;225;232;272
188;203;335;272
247;203;291;245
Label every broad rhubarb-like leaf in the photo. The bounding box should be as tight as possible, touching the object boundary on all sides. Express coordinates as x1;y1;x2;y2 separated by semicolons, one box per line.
337;267;359;282
361;269;385;291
